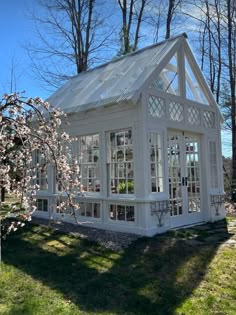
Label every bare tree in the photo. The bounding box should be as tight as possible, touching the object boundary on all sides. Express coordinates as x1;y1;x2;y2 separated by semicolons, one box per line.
165;0;182;39
226;0;236;188
182;0;222;102
150;3;163;43
117;0;147;55
27;0;116;88
145;0;183;44
189;0;236;190
200;0;235;187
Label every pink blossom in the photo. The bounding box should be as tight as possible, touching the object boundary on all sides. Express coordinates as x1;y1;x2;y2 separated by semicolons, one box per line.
1;93;81;238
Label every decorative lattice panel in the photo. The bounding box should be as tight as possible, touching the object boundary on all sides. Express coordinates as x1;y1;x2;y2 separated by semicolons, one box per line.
187;106;200;126
169;101;184;122
148;95;165;118
203;110;215;128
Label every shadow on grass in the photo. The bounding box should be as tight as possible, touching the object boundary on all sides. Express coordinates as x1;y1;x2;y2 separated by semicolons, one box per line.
2;220;230;315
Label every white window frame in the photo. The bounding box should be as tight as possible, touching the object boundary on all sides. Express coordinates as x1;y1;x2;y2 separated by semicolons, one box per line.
36;198;48;212
149;133;164;193
33;150;48;191
107;128;135;196
108;203;136;223
77;201;101;219
77;134;100;194
56;134;100;195
209;140;218;189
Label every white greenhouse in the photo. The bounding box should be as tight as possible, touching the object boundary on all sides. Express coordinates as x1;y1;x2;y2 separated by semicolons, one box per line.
34;33;225;236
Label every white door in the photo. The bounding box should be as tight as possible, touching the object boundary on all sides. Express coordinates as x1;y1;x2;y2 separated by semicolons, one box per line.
167;131;203;227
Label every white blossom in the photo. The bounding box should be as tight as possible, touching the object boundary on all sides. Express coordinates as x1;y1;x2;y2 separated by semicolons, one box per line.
1;93;81;237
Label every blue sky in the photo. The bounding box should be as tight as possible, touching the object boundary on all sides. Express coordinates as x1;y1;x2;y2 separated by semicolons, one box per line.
0;1;232;157
0;0;48;98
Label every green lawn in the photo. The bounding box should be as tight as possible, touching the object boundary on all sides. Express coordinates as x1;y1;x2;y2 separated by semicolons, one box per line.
0;219;236;315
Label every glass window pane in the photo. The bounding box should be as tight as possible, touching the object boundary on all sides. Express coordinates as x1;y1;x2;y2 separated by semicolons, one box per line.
128;180;134;193
94;203;100;218
110;205;116;220
185;56;209;105
108;129;134;195
37;199;48;212
86;203;93;217
150;133;163;193
149;54;179;96
76;134;100;193
37;199;42;211
109;204;135;222
43;200;48;212
117;205;125;221
209;141;218;188
80;202;85;216
126;206;135;222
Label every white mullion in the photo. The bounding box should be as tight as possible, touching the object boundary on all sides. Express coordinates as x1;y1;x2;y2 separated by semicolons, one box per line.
116;140;119;194
115;205;117;220
177;142;181;215
84;202;87;217
154;135;158;191
177;46;186;98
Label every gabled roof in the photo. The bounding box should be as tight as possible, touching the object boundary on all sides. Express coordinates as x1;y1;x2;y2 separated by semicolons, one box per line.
47;34;186;113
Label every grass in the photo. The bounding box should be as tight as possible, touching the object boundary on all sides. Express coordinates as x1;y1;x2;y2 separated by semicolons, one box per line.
1;193;21;218
0;219;236;315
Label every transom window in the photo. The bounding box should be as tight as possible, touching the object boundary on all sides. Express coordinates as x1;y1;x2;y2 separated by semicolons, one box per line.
150;133;163;193
108;129;134;195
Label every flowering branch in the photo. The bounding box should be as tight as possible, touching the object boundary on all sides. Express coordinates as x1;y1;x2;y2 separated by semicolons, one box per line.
0;92;81;239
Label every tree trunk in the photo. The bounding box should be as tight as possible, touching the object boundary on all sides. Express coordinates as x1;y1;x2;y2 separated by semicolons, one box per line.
166;0;175;39
118;0;146;55
227;0;236;189
133;0;146;51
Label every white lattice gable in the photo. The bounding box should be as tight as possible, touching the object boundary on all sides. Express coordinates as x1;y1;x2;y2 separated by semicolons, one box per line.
149;47;210;104
143;36;221;116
